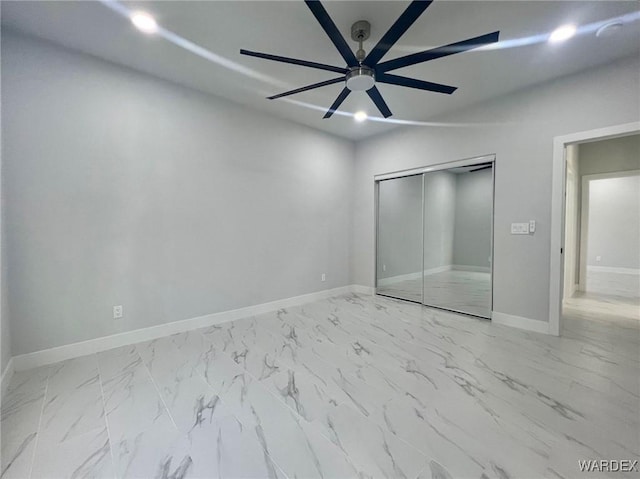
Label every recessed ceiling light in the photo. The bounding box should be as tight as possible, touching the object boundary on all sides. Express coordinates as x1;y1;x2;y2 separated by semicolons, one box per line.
549;24;577;43
131;12;158;34
354;111;368;122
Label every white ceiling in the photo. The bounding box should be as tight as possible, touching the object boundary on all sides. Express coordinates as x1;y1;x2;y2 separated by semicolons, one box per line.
2;1;639;140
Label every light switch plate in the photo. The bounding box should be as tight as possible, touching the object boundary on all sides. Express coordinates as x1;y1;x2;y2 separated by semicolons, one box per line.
511;222;530;235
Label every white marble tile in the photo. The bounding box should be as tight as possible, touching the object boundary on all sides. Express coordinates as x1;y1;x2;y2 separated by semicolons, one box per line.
39;356;106;445
223;335;283;381
97;345;142;382
39;385;106;446
109;413;189;479
31;426;114;479
101;361;167;440
260;367;344;426
197;344;247;394
1;434;37;479
185;415;285;478
4;366;49;396
323;403;428;479
3;291;638;478
1;377;46;449
136;335;186;380
220;370;361;478
46;355;99;394
155;373;235;435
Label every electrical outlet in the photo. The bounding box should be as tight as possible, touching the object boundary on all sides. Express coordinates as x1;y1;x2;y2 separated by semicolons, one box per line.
113;305;123;319
596;255;601;262
321;273;326;282
383;264;386;272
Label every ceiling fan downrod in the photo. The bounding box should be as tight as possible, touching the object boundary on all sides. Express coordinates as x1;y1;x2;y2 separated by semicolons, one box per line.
351;20;370;63
347;20;375;91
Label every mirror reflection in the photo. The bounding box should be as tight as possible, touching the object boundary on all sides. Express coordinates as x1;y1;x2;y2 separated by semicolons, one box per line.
376;161;494;318
376;174;424;303
423;164;493;317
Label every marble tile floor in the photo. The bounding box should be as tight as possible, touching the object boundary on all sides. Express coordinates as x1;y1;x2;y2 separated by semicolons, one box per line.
1;292;638;478
377;270;491;318
584;269;640;299
564;291;640;322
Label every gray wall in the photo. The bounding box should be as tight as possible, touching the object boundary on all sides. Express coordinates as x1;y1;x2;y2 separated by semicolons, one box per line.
452;168;493;269
351;54;640;323
423;171;456;271
576;134;640;283
587;175;640;269
2;32;354;356
377;174;423;279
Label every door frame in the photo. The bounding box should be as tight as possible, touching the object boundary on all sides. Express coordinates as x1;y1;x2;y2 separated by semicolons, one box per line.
548;122;640;336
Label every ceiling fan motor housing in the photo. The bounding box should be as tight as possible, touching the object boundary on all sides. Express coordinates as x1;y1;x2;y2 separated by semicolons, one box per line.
346;66;376;91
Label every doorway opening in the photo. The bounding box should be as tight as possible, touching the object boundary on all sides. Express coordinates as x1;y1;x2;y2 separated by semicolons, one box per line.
551;126;640;335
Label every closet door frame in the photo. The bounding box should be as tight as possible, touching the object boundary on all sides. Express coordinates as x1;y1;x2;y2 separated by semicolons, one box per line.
374;154;496;317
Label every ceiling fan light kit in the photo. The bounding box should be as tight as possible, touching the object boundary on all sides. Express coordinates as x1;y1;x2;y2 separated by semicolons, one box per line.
346;66;375;92
241;0;500;119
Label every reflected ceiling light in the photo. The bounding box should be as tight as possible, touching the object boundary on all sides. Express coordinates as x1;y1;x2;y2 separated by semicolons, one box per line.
101;0;284;87
596;20;624;38
354;111;368;122
131;11;158;34
549;24;577;43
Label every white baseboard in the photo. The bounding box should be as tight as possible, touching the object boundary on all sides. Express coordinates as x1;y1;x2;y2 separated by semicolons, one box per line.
585;267;640;298
378;265;453;286
377;271;422;286
377;265;491;287
351;284;375;295
1;357;15;400
492;312;551;335
452;265;491;273
587;265;640;275
423;265;453;276
7;285;554;373
11;285;363;372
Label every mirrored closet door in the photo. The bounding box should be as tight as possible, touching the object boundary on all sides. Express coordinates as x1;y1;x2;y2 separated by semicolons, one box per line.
375;157;494;318
376;174;424;303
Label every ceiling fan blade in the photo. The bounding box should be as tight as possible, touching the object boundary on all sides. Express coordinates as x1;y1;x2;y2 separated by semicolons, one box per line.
324;88;351;119
376;72;456;95
268;77;345;100
378;31;500;72
240;50;348;75
367;86;393;118
364;0;433;67
304;1;358;67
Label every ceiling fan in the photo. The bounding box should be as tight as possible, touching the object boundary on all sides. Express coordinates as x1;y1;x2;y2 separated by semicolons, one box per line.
240;0;499;119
